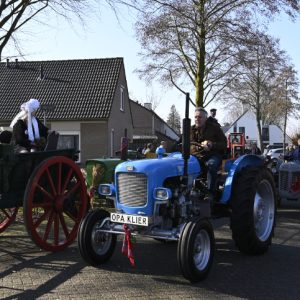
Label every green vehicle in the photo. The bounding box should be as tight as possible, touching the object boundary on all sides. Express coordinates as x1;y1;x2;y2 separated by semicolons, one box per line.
86;150;145;202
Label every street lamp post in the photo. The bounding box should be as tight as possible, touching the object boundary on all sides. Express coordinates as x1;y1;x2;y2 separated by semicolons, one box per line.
283;79;288;156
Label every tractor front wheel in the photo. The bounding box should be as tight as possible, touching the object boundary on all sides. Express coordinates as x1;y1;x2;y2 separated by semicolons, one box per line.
231;166;276;254
177;218;215;282
78;209;116;266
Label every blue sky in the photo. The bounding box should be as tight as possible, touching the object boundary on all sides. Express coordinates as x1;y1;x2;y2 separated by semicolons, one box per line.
3;5;300;131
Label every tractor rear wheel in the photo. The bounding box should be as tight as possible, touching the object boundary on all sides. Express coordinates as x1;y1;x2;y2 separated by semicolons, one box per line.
177;218;214;282
231;166;276;254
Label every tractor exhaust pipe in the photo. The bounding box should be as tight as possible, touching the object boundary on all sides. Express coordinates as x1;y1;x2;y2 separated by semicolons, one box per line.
182;93;191;179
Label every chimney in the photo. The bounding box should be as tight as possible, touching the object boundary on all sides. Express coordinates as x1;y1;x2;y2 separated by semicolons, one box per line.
6;59;9;68
144;103;152;110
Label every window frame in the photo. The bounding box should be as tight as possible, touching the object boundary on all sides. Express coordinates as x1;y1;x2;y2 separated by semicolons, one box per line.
120;85;125;112
238;126;245;133
57;130;81;162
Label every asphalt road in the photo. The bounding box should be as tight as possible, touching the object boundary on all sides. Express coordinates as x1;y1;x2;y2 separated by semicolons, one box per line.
0;200;299;300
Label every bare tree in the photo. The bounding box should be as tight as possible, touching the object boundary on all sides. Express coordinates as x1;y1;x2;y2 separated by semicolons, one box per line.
220;30;300;150
222;101;245;125
0;0;137;60
166;104;181;134
221;32;287;149
272;66;300;153
289;126;300;142
134;0;300;108
143;87;162;111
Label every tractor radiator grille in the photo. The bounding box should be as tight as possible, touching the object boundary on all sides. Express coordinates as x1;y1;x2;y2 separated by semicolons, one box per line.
117;173;148;207
279;171;289;191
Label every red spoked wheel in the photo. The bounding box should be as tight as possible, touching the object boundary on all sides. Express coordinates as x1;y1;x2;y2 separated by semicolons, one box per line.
0;207;19;233
23;156;88;252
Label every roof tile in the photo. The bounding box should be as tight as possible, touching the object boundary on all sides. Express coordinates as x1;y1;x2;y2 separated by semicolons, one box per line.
0;58;123;121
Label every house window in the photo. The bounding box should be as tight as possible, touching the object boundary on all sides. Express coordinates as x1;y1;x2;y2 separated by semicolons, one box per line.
262;127;269;142
239;127;245;133
120;86;125;112
57;132;80;162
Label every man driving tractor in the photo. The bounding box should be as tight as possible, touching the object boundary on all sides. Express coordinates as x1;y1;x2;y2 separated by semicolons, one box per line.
190;107;227;200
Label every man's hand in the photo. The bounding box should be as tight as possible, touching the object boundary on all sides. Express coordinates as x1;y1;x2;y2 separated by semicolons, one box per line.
201;140;213;151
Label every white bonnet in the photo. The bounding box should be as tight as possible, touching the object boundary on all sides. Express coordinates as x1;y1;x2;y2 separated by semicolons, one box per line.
21;98;40;113
10;98;41;129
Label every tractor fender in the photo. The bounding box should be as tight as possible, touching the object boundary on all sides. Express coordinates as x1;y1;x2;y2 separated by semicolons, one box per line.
220;154;264;204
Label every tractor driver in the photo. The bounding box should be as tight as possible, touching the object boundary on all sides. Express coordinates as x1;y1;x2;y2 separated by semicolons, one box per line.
190;107;227;200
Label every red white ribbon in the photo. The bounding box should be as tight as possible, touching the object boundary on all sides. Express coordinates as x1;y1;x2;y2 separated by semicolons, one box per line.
122;224;135;267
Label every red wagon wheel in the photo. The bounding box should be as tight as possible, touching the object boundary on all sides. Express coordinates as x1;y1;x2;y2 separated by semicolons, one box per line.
0;207;19;233
23;156;88;252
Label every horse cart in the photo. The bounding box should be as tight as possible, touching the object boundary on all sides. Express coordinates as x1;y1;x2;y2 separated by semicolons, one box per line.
0;143;89;252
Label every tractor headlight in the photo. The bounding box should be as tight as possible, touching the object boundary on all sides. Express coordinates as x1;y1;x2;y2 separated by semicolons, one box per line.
154;188;172;201
98;184;115;196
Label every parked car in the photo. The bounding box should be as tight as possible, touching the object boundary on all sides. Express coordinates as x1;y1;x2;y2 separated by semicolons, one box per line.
263;144;285;156
266;148;284;160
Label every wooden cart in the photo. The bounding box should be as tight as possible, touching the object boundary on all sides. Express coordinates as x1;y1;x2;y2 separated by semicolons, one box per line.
0;144;88;252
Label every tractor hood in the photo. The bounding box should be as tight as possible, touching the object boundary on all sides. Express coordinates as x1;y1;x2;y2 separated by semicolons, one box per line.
113;153;201;215
115;153;200;179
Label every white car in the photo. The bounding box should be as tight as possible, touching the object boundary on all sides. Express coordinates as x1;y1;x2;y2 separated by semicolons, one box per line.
266;148;284;160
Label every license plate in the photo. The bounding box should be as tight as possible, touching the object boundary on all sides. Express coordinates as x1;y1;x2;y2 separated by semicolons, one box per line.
110;213;148;226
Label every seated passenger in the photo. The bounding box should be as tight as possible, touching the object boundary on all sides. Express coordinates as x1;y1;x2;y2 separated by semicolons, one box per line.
10;99;49;153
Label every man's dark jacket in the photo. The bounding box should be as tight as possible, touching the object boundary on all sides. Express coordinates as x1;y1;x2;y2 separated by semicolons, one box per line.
284;146;300;161
190;121;227;159
207;116;221;127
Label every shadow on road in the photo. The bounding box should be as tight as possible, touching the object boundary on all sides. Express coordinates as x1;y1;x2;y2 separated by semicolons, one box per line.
0;208;299;299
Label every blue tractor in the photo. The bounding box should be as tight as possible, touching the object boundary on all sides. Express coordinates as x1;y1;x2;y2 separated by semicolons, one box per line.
77;94;276;282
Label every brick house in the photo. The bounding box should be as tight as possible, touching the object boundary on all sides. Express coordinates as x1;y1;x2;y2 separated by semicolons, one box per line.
129;100;180;152
0;57;179;163
0;58;133;164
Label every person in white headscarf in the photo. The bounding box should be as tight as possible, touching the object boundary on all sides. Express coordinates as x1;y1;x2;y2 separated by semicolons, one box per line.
10;99;49;153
